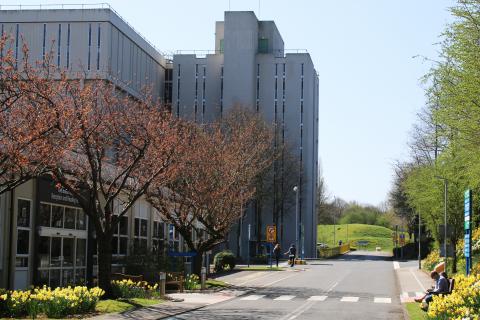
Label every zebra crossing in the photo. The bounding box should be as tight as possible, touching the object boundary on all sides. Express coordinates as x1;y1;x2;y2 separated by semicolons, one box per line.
239;294;394;304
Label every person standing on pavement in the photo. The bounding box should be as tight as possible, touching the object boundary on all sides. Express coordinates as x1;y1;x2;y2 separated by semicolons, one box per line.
273;243;281;267
285;244;297;267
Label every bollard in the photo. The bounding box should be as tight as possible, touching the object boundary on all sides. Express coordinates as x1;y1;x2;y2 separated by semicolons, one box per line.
159;272;166;297
201;267;206;290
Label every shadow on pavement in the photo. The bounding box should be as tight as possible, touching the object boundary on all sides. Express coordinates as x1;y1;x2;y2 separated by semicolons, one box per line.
166;309;284;320
333;252;393;262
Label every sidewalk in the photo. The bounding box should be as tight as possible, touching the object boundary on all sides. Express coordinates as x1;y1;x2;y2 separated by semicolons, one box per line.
89;289;247;320
394;260;433;303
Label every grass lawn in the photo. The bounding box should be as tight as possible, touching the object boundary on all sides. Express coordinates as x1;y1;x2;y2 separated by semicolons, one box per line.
237;266;286;271
405;302;427;320
317;224;411;252
96;298;164;313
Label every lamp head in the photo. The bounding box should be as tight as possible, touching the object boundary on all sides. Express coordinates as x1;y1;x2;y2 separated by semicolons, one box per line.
293;186;298;192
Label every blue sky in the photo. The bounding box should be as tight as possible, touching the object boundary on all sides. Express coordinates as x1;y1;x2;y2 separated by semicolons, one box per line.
3;0;455;205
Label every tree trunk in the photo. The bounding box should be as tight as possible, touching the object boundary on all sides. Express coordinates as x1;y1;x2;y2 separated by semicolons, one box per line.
236;222;241;259
192;252;203;277
452;238;457;274
97;232;114;298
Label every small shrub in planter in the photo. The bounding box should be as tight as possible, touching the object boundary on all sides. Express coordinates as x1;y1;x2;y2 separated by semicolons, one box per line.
214;250;236;272
111;279;159;299
184;274;200;290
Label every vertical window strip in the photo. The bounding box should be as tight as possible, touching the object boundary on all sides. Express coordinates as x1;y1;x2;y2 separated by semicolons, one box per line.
66;24;70;68
57;24;61;67
220;66;224;117
15;24;19;68
256;64;260;112
96;24;101;70
42;24;46;62
176;64;181;117
202;66;206;123
1;24;4;60
195;64;198;121
87;23;91;70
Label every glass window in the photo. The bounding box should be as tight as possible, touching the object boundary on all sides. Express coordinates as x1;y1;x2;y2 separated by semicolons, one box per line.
219;39;224;53
50;237;62;267
15;257;28;267
134;218;140;237
50;269;60;288
51;205;64;228
38;236;50;268
39;203;51;227
119;237;128;255
75;268;86;285
17;199;30;227
76;209;86;230
258;38;268;53
37;270;49;286
140;219;148;237
16;230;29;255
64;207;76;229
119;216;128;235
62;269;74;287
62;238;74;267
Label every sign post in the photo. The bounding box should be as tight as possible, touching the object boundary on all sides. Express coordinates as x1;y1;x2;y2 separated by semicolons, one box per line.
266;226;276;268
464;189;472;275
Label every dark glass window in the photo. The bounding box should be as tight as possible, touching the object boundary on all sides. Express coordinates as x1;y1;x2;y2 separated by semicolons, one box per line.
51;237;62;267
39;203;51;227
76;210;86;230
38;236;50;268
63;238;74;267
119;216;128;235
76;239;86;267
119;238;128;255
17;199;30;227
16;230;29;255
219;39;224;53
134;218;140;237
64;207;76;229
140;219;148;237
258;38;268;54
51;205;64;228
111;236;118;255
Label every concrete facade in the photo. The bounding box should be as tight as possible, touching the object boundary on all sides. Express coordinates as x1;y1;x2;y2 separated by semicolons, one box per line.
172;12;319;259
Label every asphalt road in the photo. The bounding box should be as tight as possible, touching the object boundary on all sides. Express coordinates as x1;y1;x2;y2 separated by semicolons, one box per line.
165;251;405;320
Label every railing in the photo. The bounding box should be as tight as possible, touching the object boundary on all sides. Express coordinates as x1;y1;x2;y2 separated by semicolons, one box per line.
318;243;350;258
0;3;167;57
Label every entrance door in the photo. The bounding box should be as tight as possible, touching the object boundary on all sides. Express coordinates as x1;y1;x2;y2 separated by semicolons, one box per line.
37;236;87;287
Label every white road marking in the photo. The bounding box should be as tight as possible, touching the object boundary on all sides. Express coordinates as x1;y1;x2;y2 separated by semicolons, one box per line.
240;295;265;301
401;292;409;298
327;281;338;293
340;296;359;302
374;297;392;304
393;261;400;270
274;295;295;301
409;267;427;292
307;295;328;301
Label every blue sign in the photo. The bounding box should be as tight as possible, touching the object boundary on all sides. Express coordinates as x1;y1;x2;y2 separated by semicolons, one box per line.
464;189;472;275
168;251;197;257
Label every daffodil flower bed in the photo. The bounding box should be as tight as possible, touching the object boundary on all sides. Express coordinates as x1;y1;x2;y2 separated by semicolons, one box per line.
427;274;480;320
111;279;159;299
0;286;104;319
184;274;200;290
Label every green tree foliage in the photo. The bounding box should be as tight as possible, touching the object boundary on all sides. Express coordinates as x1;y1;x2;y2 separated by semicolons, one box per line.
397;0;480;273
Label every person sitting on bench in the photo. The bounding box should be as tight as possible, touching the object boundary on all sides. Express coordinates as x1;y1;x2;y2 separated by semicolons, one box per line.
414;271;449;306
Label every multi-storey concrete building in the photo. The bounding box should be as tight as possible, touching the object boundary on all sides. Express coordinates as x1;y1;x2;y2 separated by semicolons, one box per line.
173;12;319;259
0;6;318;289
0;5;176;290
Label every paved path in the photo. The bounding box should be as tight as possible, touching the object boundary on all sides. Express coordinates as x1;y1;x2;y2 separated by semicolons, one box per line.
394;259;433;303
163;251;405;320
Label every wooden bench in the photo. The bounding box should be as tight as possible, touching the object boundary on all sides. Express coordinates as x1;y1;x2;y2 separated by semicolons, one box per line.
111;273;144;282
166;272;184;292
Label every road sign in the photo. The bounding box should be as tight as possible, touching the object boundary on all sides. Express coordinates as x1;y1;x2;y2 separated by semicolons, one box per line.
266;225;276;242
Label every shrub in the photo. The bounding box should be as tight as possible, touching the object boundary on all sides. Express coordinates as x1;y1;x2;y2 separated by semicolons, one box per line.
423;250;441;271
0;286;104;319
214;250;236;272
184;274;200;290
111;279;159;299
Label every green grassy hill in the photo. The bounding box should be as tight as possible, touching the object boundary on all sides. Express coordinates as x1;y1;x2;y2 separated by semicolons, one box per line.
317;224;409;252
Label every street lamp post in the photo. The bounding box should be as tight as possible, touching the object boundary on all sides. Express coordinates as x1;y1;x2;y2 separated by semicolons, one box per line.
418;211;421;270
435;176;448;272
293;186;299;256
